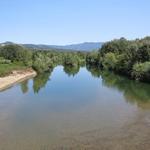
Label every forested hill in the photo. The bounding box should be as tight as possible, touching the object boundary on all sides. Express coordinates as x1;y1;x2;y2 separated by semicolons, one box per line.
0;42;103;52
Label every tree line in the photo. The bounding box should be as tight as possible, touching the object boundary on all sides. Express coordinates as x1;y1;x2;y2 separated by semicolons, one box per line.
0;44;86;76
86;36;150;82
1;36;150;82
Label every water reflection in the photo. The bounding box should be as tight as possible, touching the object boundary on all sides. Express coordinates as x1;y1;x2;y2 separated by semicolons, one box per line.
87;65;150;109
63;64;80;76
1;65;150;149
101;71;150;108
20;80;29;94
86;65;101;78
33;72;51;93
19;65;150;108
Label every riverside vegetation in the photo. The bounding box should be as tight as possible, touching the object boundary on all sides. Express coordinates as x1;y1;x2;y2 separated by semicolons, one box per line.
0;36;150;82
87;36;150;82
0;44;86;76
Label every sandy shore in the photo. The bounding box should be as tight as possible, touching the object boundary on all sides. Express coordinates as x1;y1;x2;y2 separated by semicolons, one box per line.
0;69;37;91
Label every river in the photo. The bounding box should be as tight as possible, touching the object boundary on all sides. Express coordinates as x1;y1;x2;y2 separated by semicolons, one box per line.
0;66;150;150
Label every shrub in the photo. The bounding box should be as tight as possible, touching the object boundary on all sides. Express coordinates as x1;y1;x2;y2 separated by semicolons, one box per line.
0;57;11;64
0;44;33;66
102;52;118;70
132;62;150;81
86;52;99;65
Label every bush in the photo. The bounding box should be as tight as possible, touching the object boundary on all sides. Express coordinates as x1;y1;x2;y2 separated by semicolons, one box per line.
32;52;54;73
136;44;150;62
64;54;79;67
86;52;99;65
0;44;33;66
132;62;150;81
0;57;11;64
100;38;129;56
102;52;118;70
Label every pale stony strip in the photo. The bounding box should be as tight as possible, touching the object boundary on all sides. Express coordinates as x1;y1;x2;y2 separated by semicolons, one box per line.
0;69;37;91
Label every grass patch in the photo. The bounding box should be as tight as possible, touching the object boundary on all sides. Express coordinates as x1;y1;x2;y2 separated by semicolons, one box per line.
0;62;28;77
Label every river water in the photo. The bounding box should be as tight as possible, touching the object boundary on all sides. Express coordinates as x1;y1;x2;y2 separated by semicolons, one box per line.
0;66;150;150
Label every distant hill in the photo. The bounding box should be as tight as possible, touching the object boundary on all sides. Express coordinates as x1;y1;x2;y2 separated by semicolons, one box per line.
50;42;103;51
0;42;103;52
0;41;15;47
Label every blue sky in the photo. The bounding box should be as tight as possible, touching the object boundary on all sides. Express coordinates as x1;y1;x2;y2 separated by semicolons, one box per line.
0;0;150;45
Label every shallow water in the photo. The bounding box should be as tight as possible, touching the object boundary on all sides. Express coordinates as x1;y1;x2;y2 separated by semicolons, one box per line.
0;66;150;150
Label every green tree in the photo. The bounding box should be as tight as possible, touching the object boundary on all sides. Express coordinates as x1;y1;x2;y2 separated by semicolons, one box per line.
132;62;150;81
102;52;118;70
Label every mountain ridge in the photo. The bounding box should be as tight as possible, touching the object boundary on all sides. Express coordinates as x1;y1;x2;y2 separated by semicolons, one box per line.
0;42;103;51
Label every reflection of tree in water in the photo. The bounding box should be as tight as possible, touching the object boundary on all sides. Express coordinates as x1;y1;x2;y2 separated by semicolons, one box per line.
20;80;29;94
86;65;101;78
21;65;150;109
87;65;150;109
101;71;150;109
63;64;80;76
33;68;54;93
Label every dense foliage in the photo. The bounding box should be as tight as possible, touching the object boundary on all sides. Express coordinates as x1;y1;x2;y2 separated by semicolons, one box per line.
1;36;150;83
0;44;86;76
86;36;150;82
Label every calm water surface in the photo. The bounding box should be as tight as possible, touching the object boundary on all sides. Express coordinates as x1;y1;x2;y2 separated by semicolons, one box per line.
0;66;150;150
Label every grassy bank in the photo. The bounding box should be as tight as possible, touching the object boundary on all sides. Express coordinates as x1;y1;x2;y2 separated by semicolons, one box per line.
0;62;28;77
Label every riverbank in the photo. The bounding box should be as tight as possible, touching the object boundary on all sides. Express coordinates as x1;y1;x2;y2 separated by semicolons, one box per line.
0;69;37;91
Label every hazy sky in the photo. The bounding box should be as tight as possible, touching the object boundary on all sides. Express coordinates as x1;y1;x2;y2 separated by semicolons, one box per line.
0;0;150;45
